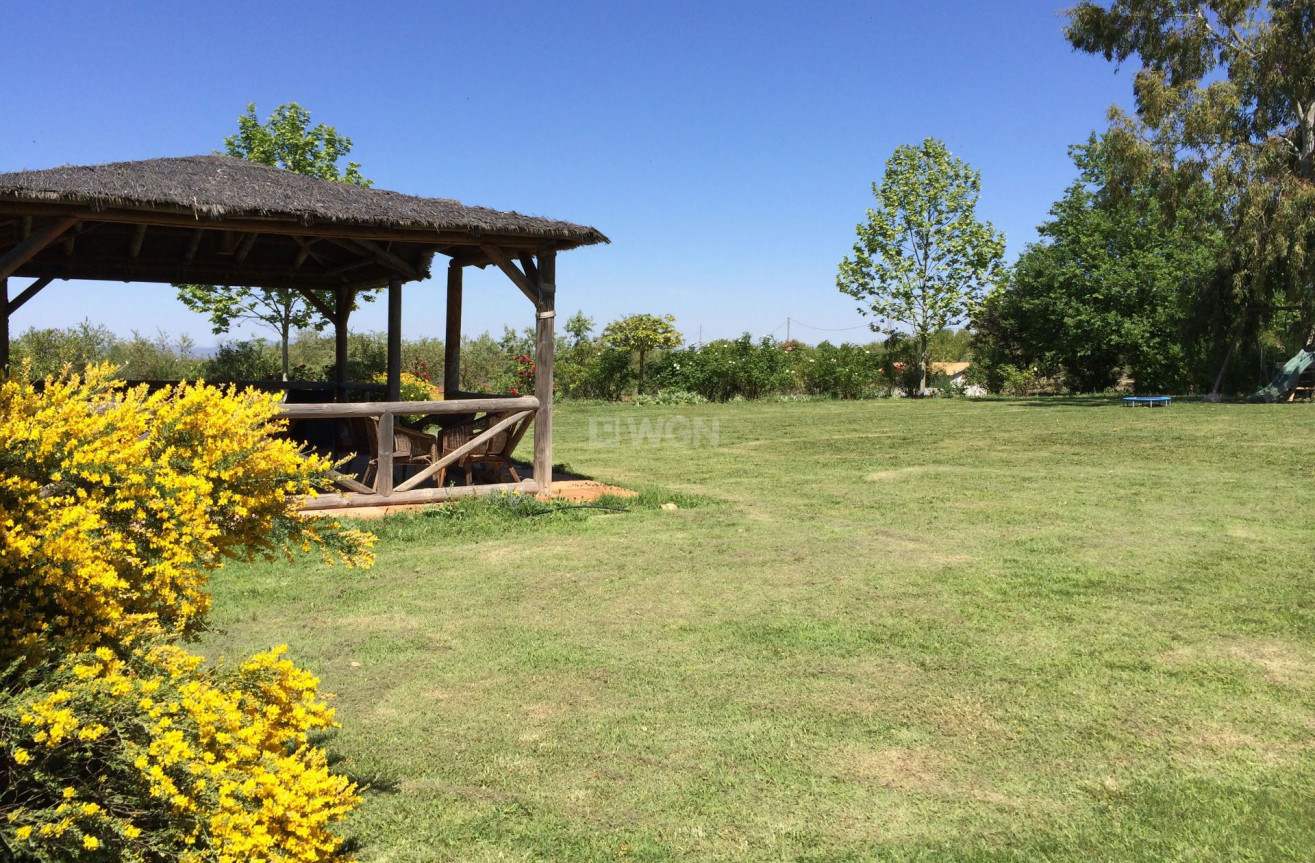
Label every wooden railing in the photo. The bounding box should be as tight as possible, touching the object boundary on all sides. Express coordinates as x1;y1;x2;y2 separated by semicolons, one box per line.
280;396;540;510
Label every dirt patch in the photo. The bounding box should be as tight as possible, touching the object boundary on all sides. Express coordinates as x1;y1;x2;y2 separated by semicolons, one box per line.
546;480;637;502
1228;641;1315;688
831;745;942;791
337;611;421;632
865;465;969;482
1163;638;1314;689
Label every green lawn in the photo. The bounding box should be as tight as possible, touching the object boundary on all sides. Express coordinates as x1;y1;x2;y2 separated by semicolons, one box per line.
202;398;1315;862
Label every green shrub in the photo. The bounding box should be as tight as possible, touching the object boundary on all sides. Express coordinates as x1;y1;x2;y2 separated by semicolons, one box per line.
11;322;117;380
653;335;793;401
203;339;281;381
796;341;885;398
574;347;635;400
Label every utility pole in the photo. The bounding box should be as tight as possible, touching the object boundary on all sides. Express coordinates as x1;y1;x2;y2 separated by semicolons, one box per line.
786;317;790;344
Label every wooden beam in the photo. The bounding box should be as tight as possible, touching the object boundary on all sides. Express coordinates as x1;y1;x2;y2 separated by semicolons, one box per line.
393;409;533;493
480;244;539;304
376;411;395;496
296;478;539;512
386;278;402;402
326;469;375;495
129;224;148;259
279;395;538;419
234;232;259;266
292;235;323;268
329;237;420;280
0;201;595;250
8;277;53;314
11;259;370;291
444;262;462;394
334;285;352;401
1;278;8;373
533;251;556;493
291;286;337;322
518;253;538;285
326;258;373;278
183;229;203;264
0;217;77;280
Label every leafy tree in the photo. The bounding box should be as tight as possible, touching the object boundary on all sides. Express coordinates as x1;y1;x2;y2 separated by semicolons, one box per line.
565;310;596;345
1066;0;1315;327
600;313;682;391
177;103;372;379
973;135;1227;392
838;138;1005;392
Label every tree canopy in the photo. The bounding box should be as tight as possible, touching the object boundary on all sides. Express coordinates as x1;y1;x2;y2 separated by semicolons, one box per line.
177;103;372;379
837;138;1005;392
1066;0;1315;317
973;134;1228;392
600;314;682;390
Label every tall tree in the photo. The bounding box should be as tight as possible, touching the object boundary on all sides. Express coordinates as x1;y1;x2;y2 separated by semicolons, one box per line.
1066;0;1315;323
564;311;596;345
177;103;372;379
974;135;1227;392
600;314;682;391
838;138;1005;392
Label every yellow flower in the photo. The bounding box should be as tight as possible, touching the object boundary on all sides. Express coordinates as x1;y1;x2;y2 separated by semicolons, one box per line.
13;748;31;765
15;825;32;840
83;834;101;850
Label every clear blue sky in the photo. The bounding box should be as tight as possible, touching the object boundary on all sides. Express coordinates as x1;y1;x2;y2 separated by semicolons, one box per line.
3;0;1132;346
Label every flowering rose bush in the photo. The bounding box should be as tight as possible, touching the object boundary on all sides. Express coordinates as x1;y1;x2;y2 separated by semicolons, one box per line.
0;364;372;861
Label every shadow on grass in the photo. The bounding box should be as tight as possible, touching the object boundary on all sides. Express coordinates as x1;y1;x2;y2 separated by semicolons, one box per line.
1017;396;1131;408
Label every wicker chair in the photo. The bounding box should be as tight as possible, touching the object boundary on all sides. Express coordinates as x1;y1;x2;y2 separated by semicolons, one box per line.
438;411;532;486
361;419;439;487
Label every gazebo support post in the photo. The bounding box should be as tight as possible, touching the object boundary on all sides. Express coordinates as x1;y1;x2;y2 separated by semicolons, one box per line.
1;278;8;373
334;285;352;402
444;262;462;395
534;251;556;494
386;277;402;402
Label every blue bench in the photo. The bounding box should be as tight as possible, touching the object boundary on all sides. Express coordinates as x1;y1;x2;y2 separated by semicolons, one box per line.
1122;396;1172;407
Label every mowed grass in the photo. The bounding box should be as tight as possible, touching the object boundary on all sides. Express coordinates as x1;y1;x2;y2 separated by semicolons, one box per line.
201;398;1315;862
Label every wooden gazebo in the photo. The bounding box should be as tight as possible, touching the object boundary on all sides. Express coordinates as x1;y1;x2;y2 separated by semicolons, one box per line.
0;156;608;507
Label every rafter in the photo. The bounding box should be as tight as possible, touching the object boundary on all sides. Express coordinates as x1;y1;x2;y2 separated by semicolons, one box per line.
291;286;337;322
8;277;53;314
326;237;419;280
129;224;147;259
234;232;259;266
480;244;538;304
183;229;203;264
0;217;77;280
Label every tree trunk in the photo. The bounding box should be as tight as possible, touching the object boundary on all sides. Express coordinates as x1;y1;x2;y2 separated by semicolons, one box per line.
280;320;291;381
919;333;930;394
638;349;646;392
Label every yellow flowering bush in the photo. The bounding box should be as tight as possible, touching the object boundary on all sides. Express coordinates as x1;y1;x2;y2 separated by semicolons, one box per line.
2;640;358;862
0;365;373;861
0;363;373;664
368;371;440;403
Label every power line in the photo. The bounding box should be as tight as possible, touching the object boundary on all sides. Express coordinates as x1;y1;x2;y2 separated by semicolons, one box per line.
786;317;871;333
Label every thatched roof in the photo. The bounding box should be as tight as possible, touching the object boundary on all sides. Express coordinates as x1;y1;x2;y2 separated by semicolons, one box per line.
0;156;607;290
0;155;608;245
